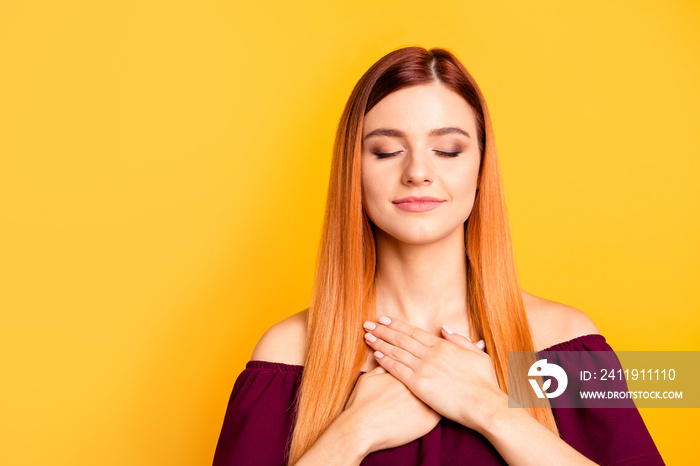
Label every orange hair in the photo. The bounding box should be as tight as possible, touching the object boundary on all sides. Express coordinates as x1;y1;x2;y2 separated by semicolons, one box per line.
287;46;556;465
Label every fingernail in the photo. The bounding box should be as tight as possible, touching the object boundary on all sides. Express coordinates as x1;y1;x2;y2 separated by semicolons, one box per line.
476;340;485;350
363;321;376;330
378;316;391;325
364;332;377;342
442;324;455;334
374;351;384;359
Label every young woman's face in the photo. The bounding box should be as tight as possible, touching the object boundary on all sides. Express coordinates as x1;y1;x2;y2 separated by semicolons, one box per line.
361;83;481;245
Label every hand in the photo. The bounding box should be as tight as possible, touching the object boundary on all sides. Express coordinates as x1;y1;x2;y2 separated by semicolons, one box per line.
362;317;506;433
342;365;441;455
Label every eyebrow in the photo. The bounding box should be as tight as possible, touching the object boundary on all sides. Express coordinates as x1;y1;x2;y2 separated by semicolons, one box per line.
363;126;470;140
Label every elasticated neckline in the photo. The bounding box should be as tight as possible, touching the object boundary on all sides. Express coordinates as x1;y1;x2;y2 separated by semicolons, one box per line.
245;333;608;373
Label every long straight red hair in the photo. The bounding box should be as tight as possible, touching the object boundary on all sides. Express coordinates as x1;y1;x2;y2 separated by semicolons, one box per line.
287;46;557;465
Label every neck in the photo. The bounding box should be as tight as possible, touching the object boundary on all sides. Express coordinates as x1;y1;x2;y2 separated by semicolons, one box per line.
372;224;474;339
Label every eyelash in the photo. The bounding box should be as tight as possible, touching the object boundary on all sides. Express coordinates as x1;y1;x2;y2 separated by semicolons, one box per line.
373;150;461;159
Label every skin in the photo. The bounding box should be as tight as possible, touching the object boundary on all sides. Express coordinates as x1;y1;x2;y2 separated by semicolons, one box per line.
253;83;601;465
360;83;480;345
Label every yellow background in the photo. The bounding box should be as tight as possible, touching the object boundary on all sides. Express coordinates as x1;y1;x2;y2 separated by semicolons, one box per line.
1;0;698;464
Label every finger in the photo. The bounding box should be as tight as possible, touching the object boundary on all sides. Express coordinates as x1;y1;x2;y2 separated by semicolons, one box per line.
440;324;472;349
373;350;415;387
366;365;387;375
441;324;487;353
365;332;421;369
365;320;429;359
374;316;441;347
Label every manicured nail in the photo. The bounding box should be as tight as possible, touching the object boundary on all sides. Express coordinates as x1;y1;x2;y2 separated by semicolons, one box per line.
378;316;391;325
374;351;384;359
476;340;485;350
442;324;455;334
364;332;377;342
363;321;376;330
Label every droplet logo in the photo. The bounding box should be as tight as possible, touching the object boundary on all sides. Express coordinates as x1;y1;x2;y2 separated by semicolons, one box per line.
528;359;568;399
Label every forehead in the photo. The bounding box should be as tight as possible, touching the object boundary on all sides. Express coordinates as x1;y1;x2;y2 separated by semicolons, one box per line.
363;84;476;137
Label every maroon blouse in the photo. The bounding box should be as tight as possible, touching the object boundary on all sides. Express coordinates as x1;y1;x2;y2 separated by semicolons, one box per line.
212;334;665;465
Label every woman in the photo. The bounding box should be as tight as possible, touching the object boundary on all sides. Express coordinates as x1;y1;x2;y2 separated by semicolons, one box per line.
212;46;664;465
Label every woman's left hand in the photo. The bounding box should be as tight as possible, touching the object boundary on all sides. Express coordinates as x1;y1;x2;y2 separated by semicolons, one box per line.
362;316;507;433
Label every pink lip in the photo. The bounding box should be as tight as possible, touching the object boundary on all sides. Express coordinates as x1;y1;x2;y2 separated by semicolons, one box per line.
392;196;446;212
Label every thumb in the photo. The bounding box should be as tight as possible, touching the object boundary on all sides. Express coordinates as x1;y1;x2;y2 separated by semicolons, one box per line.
441;324;486;351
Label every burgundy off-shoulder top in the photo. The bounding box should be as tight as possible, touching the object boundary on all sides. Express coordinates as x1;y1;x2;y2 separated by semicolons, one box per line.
212;334;665;465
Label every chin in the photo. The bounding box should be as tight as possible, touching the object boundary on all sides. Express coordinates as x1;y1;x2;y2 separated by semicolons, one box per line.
383;228;448;245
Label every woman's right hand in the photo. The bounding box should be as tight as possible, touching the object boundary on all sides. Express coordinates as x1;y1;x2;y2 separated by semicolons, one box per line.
342;365;441;456
292;365;441;465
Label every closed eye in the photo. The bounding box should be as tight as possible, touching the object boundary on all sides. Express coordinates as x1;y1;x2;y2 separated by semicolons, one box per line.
374;151;401;159
434;151;461;157
373;150;462;159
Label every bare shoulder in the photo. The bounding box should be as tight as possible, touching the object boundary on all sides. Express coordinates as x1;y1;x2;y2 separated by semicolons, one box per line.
521;289;601;351
250;308;308;365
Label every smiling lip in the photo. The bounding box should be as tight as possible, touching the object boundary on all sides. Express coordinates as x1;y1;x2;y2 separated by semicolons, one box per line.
392;196;445;212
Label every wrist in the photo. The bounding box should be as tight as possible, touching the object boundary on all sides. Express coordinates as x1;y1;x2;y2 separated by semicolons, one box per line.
467;388;510;436
295;410;368;466
330;410;372;461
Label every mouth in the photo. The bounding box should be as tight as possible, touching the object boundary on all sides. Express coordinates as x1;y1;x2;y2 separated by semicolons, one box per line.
392;197;446;212
392;196;445;204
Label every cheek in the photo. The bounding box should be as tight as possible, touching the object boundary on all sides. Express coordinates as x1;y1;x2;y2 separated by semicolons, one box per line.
445;163;479;204
362;183;383;219
361;164;381;212
361;163;384;198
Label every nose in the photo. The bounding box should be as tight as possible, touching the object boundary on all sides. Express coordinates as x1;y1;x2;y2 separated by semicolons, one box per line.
401;149;434;186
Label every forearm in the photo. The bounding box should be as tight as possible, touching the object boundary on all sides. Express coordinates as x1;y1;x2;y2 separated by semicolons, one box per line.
292;411;369;466
472;392;599;466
